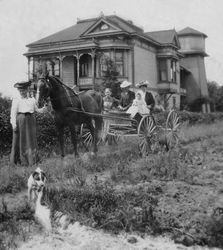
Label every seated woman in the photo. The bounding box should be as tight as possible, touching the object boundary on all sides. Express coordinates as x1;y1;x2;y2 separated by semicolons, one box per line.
126;90;150;123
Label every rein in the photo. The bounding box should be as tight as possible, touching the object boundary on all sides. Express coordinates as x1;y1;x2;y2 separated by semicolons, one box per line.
65;107;136;122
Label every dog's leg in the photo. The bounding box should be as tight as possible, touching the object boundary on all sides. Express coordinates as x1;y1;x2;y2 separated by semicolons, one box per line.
28;188;32;203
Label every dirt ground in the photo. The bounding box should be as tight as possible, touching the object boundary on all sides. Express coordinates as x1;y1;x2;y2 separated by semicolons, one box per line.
1;133;223;249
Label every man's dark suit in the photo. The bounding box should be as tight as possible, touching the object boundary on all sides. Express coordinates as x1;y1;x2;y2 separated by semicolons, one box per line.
145;92;155;110
120;90;135;110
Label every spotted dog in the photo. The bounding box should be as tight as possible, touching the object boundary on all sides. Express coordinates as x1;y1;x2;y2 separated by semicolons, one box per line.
27;167;47;204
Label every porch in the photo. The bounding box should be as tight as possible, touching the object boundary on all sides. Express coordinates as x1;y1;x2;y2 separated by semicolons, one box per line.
28;49;129;90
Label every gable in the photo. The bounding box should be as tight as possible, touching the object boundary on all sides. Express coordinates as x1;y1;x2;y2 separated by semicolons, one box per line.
81;18;123;37
173;34;181;48
146;29;181;48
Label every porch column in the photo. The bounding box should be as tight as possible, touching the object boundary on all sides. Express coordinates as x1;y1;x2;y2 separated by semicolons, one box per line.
28;57;30;80
91;52;95;89
77;56;80;87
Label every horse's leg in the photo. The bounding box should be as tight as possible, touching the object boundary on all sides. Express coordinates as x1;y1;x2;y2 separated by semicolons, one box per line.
69;123;79;157
88;120;97;154
57;125;65;158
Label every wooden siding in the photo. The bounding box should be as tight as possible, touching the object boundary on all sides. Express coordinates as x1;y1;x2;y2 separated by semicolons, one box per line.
62;56;75;88
133;46;158;88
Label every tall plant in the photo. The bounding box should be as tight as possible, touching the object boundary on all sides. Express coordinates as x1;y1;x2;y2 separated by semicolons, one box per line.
101;57;121;99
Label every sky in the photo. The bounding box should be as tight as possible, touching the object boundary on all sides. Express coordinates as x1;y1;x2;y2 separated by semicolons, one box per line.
0;0;223;97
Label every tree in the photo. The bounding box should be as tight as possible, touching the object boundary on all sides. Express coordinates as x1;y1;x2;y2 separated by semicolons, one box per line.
101;57;121;99
208;81;219;111
208;81;223;112
0;93;11;112
216;86;223;111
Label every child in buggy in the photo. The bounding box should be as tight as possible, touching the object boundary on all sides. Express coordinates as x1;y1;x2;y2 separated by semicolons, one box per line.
126;90;150;123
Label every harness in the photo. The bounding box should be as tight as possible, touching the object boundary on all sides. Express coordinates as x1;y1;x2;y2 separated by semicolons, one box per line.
46;77;86;113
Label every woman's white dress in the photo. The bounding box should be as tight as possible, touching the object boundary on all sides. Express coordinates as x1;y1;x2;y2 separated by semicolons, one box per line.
126;98;150;118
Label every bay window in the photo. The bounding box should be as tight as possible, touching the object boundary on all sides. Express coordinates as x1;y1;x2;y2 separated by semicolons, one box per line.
158;59;167;81
170;60;177;83
115;51;124;76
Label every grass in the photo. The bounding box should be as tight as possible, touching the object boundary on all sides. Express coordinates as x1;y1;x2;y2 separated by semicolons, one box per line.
1;120;223;248
179;120;223;144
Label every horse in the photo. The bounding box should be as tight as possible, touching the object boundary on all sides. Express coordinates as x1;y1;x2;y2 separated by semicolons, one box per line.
36;75;103;157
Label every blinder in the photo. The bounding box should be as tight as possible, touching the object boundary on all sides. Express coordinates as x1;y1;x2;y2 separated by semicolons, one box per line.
37;77;51;106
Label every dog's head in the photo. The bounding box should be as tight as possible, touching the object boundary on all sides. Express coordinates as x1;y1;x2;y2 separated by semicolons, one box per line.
32;167;47;191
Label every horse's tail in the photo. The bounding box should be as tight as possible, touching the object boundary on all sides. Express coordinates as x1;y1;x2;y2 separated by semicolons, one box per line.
94;92;103;132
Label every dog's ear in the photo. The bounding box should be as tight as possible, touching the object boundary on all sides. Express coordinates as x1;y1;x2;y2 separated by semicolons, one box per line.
32;172;40;180
41;172;46;181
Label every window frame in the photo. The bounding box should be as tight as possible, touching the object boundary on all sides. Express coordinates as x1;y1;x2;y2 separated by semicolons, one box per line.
158;59;168;82
80;54;91;77
170;59;177;83
115;50;124;77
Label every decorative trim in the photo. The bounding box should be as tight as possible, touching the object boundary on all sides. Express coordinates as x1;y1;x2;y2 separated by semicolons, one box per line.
80;18;122;37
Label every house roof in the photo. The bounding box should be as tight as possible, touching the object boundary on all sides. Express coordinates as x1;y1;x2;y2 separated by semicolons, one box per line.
27;20;96;46
27;15;145;47
177;27;207;37
145;29;176;44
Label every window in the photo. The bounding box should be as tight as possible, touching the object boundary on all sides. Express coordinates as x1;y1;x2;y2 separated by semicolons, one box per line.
45;59;60;77
46;61;53;76
158;59;167;81
100;52;110;76
81;63;88;77
80;54;91;77
170;60;177;83
115;51;124;76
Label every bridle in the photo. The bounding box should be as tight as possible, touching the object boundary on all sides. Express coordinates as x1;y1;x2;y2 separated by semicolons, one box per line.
37;76;86;112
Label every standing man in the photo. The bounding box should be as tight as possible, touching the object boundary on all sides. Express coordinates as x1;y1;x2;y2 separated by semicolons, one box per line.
118;80;135;111
136;80;155;111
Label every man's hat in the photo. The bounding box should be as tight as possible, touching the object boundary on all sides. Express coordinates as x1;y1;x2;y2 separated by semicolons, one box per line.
14;81;31;89
136;80;150;88
120;80;132;89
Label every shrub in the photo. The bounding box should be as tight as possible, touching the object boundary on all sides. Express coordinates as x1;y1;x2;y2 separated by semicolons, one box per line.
179;111;223;125
36;112;58;150
0;109;12;156
1;100;223;157
188;97;210;112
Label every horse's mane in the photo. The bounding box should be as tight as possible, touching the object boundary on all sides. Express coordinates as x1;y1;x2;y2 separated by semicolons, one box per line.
47;75;79;107
48;75;77;96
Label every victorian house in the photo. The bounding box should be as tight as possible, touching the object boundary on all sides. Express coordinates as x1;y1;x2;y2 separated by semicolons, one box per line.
24;14;209;111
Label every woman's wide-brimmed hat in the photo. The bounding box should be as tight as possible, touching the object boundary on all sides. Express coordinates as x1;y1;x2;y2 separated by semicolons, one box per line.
136;80;150;88
120;80;132;89
14;81;31;89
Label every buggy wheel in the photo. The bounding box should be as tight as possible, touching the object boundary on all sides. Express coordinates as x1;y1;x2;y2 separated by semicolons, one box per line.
165;110;180;149
80;124;103;150
80;124;93;151
137;115;156;156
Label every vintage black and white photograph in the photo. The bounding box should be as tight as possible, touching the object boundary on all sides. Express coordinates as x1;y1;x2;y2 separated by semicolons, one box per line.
0;0;223;249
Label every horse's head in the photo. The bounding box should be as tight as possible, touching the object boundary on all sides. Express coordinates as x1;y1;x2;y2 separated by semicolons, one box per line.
36;75;51;107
